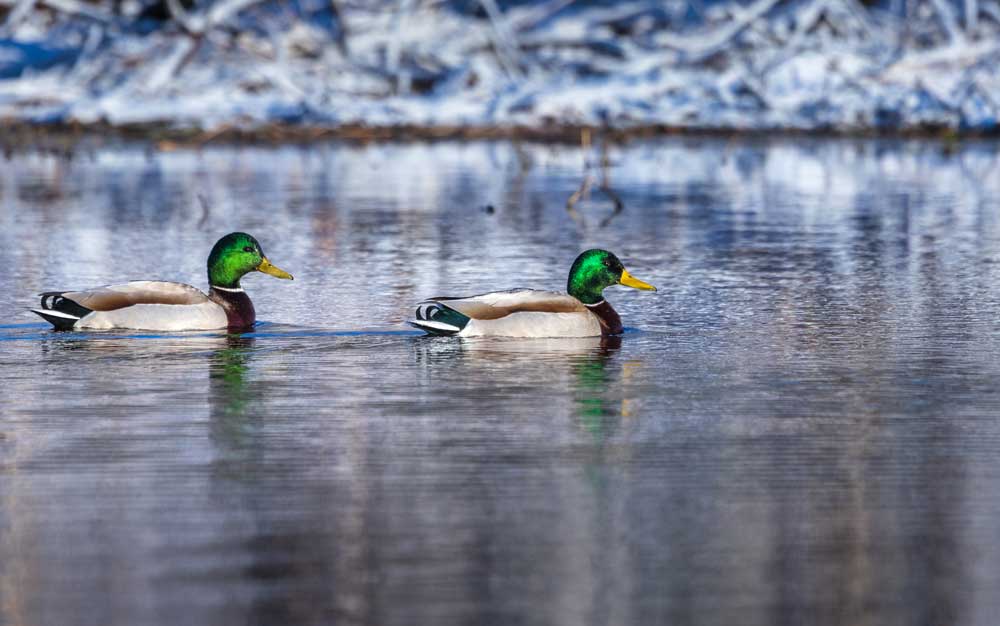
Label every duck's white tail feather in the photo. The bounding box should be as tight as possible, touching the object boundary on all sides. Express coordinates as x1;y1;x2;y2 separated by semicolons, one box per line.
408;319;462;335
30;308;81;330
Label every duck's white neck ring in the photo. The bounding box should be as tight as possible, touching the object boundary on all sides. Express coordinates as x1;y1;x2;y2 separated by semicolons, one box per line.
585;299;606;308
211;285;245;293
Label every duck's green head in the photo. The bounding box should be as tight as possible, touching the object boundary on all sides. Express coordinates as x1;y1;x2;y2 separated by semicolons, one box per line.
207;232;293;289
567;249;656;305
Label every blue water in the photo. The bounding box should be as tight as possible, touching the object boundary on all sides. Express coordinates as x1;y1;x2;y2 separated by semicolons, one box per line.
2;138;1000;626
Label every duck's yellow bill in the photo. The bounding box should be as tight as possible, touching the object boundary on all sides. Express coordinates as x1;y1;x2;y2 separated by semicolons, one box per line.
258;257;294;280
619;269;656;291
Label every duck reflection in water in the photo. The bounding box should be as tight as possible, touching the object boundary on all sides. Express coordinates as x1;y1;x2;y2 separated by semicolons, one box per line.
209;334;257;417
411;333;638;439
208;335;265;474
570;335;638;440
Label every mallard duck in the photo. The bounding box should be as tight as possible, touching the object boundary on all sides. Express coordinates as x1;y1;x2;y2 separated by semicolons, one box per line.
409;249;656;337
31;232;293;331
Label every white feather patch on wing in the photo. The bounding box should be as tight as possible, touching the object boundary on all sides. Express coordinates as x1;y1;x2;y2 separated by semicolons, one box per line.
77;302;229;331
460;310;602;338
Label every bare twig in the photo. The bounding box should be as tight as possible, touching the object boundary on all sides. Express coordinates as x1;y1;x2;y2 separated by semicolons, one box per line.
654;0;782;61
149;0;271;37
929;0;965;41
39;0;112;22
479;0;522;77
206;0;266;27
981;0;1000;25
840;0;881;39
597;186;624;228
146;36;195;89
162;0;208;81
566;173;592;223
196;193;211;228
596;138;624;227
1;0;37;35
329;0;349;56
567;128;593;221
511;0;577;32
885;36;1000;74
387;0;416;93
567;129;625;227
965;0;978;34
781;0;829;51
167;0;201;35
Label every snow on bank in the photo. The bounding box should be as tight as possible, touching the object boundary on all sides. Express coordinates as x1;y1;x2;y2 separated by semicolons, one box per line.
0;0;999;133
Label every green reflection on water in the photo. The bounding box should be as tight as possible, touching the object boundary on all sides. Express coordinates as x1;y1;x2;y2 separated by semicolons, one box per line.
208;334;263;478
572;335;631;440
210;334;257;418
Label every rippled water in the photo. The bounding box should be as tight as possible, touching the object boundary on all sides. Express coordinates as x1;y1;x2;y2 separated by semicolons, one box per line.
2;138;1000;625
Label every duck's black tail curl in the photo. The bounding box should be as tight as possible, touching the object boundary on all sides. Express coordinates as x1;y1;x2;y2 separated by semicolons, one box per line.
31;291;91;330
407;301;470;336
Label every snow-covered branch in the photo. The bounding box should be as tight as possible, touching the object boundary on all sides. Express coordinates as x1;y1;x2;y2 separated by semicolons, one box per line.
0;0;998;134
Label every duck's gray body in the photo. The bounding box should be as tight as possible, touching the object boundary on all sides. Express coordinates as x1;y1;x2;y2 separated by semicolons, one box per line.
31;280;249;331
409;288;622;338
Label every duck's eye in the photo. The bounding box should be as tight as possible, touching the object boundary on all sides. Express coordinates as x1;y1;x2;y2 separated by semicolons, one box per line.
243;246;255;253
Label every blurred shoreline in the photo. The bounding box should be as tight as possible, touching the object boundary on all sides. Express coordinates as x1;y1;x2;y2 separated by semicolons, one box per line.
2;120;994;153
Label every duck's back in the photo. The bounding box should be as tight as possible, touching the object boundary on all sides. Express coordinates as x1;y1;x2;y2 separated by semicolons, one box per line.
59;281;211;309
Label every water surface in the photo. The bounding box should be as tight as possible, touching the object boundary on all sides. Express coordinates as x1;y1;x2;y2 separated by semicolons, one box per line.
2;138;1000;625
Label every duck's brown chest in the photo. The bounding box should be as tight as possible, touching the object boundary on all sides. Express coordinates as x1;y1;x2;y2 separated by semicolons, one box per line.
587;300;623;336
209;288;256;330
